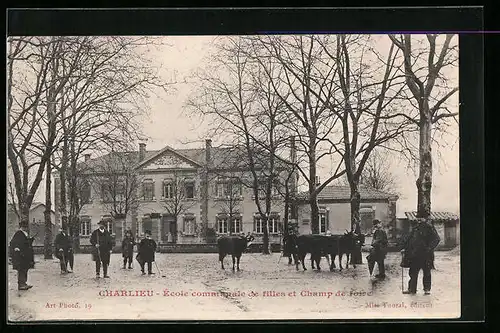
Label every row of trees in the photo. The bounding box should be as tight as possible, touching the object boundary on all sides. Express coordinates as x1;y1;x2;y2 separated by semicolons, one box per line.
7;36;170;258
186;34;458;254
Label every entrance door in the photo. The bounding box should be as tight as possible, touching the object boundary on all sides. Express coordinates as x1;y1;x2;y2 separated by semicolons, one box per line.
169;219;178;243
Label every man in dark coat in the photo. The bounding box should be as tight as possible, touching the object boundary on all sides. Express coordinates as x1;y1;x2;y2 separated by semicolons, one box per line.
122;229;135;269
9;221;35;290
367;219;388;279
90;220;114;278
137;230;157;275
401;217;441;295
54;224;74;274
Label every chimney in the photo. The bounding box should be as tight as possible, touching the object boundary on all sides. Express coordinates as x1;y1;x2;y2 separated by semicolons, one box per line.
139;142;146;161
205;139;212;167
84;154;91;162
315;176;321;186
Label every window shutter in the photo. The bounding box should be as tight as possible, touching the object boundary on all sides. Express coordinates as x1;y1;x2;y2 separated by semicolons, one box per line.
327;209;330;231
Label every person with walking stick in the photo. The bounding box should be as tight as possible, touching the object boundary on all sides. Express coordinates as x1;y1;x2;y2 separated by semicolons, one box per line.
137;230;157;275
54;223;74;274
90;220;113;278
400;217;441;295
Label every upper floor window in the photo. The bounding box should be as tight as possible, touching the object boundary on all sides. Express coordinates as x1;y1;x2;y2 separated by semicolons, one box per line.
101;180;113;203
184;179;195;199
163;179;173;199
80;181;91;204
216;178;242;198
142;179;155;201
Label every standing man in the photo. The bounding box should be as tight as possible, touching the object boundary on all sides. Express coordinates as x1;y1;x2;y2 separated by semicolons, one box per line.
54;224;74;274
90;220;113;278
367;219;388;279
122;229;135;269
401;217;441;295
137;230;157;275
9;221;35;290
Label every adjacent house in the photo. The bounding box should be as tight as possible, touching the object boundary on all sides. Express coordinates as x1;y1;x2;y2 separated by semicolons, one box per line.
7;202;57;247
58;140;297;249
296;185;398;236
402;211;460;249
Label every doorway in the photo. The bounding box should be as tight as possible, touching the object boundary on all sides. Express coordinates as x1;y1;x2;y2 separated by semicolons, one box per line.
162;215;177;243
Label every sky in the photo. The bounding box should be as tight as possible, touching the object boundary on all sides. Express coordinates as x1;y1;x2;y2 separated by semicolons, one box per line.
32;35;460;218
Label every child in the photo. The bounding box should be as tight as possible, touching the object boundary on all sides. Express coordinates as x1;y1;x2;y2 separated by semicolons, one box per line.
122;230;135;269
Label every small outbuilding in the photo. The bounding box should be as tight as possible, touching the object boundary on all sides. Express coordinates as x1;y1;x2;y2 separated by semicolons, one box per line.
403;211;460;249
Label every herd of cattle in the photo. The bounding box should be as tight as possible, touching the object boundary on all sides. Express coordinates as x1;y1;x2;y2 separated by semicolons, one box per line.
217;231;365;272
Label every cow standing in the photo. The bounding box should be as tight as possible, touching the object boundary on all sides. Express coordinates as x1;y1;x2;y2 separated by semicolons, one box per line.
217;234;254;271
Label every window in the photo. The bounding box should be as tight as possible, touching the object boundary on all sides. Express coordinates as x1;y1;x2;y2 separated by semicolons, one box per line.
254;214;280;234
116;182;125;202
183;215;196;235
230;216;241;234
80;219;91;236
163;179;173;199
185;180;195;199
318;209;329;234
142;179;154;201
80;181;91;204
269;215;279;233
101;180;113;202
216;216;228;234
216;178;242;198
142;216;152;236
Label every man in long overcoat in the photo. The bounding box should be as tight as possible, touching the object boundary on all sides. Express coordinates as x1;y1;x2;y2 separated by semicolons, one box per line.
137;230;157;275
54;224;74;274
401;217;441;295
367;219;388;279
90;220;114;278
9;221;35;290
122;229;135;269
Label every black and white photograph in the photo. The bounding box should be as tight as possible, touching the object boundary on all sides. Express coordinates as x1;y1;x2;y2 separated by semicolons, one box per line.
7;10;472;321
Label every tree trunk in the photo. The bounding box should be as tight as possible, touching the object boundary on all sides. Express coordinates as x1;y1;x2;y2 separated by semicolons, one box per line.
310;198;320;234
309;142;319;234
417;106;432;219
44;162;53;259
19;203;30;234
349;182;363;264
262;214;270;254
70;215;81;252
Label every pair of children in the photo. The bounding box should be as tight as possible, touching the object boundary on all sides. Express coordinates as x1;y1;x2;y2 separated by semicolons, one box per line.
123;230;157;275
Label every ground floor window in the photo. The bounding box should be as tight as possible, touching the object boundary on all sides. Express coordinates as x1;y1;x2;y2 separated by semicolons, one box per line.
254;214;280;234
80;219;91;236
217;216;228;234
183;216;196;235
229;216;241;234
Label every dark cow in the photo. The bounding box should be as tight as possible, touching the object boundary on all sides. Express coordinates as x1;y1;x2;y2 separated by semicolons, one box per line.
297;231;362;271
217;234;255;271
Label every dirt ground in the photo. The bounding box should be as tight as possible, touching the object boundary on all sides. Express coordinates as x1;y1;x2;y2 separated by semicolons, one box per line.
7;250;460;321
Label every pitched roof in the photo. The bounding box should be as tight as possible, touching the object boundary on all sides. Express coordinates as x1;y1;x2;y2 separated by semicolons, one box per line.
298;185;397;201
405;211;459;222
81;145;290;172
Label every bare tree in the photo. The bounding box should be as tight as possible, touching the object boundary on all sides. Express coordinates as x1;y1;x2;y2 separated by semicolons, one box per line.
389;34;458;219
358;149;400;196
89;152;141;238
186;37;293;253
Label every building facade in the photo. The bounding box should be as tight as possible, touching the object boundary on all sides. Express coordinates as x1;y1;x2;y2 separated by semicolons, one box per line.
71;140;295;248
296;185;398;236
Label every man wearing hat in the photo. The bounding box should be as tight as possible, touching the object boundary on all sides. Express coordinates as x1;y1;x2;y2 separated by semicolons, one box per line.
401;217;440;295
9;221;35;290
54;223;74;274
90;220;114;278
367;219;388;279
137;230;157;275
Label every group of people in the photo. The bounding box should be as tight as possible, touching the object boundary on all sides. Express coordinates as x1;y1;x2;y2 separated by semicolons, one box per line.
9;219;159;291
10;216;441;295
365;217;441;295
